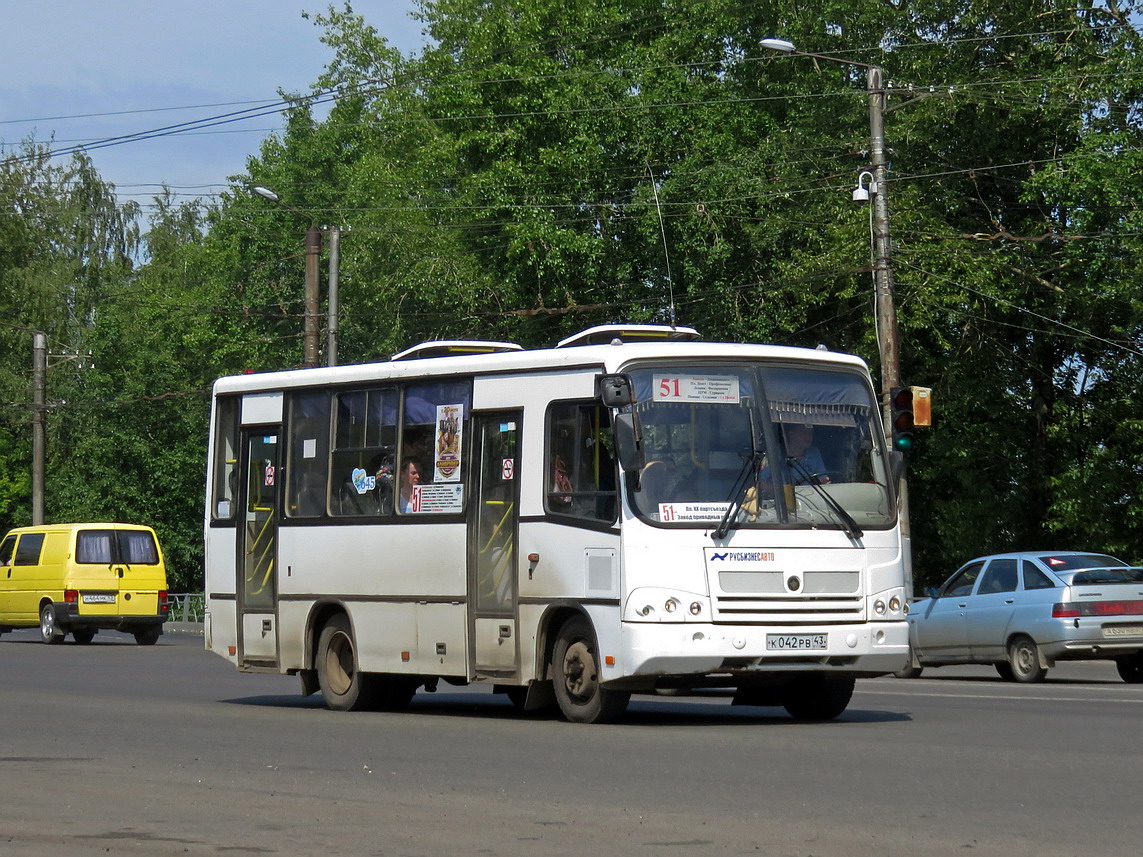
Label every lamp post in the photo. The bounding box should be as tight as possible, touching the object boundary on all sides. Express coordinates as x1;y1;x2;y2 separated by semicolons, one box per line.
761;38;912;592
252;186;324;368
760;39;902;422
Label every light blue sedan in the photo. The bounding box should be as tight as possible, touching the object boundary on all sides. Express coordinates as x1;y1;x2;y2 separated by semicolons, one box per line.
899;552;1143;682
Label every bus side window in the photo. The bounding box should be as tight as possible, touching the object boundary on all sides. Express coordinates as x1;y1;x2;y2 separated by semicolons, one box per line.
400;380;472;514
546;402;616;522
287;390;331;518
211;397;240;521
330;387;397;517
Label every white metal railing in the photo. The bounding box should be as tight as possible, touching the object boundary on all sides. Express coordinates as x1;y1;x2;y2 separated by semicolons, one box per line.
167;592;205;623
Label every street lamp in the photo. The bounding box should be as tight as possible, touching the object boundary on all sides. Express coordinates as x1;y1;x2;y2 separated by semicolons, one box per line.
762;38;913;592
760;38;902;422
252;186;325;368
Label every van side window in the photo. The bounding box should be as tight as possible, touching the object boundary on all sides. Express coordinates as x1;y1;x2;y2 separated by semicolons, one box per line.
14;533;45;566
0;535;15;565
545;402;617;522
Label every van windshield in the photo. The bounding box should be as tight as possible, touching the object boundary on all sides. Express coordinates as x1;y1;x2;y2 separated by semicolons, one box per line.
625;363;895;530
77;530;160;565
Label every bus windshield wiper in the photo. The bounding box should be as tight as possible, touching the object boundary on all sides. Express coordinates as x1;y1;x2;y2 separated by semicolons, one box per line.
786;458;863;540
712;451;764;540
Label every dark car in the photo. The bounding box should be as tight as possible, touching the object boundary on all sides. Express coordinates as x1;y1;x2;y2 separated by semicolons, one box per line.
899;552;1143;683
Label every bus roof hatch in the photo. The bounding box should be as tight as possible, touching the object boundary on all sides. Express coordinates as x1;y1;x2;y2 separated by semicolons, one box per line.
556;324;700;348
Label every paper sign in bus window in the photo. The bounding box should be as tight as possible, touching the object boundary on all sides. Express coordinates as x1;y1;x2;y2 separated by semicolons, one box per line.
435;404;464;483
652;375;740;404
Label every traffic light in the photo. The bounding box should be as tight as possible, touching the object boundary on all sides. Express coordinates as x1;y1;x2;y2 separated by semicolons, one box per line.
890;387;914;452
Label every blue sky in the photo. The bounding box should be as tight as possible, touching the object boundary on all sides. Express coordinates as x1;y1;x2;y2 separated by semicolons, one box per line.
1;1;425;211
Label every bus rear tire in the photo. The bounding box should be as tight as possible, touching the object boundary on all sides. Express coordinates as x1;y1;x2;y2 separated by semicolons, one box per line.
317;615;376;711
551;616;629;724
783;674;855;721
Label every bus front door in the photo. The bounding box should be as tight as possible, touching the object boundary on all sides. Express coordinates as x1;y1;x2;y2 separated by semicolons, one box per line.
237;429;280;668
468;412;521;679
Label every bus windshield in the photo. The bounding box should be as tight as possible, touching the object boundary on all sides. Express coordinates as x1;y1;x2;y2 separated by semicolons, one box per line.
626;363;895;530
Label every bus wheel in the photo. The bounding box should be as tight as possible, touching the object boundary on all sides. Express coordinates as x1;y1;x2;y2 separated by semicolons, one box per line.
551;616;629;724
40;605;65;645
317;615;374;711
783;674;855;721
72;630;96;645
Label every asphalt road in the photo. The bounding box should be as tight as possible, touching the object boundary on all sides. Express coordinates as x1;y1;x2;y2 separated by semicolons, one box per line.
1;626;1140;857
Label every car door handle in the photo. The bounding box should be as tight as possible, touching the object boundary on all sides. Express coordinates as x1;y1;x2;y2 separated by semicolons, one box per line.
1005;599;1015;604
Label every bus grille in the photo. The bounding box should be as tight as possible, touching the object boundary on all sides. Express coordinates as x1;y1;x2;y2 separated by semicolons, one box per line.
712;595;864;625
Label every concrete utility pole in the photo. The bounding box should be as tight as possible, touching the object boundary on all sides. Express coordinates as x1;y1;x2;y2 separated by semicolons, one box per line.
304;224;322;369
760;39;902;424
253;185;328;369
32;332;46;525
327;225;341;367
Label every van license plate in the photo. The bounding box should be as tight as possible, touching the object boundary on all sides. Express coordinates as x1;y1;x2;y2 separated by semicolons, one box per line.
82;593;117;604
766;634;827;650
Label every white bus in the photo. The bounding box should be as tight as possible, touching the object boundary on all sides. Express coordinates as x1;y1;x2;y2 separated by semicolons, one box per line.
204;324;909;723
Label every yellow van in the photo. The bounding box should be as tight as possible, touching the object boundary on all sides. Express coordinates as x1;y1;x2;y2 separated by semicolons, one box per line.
0;523;169;645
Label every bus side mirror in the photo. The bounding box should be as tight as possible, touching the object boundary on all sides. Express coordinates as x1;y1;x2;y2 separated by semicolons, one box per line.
889;449;905;485
613;413;645;474
597;373;635;407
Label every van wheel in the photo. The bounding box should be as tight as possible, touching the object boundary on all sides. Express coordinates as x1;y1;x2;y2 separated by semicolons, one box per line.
551;616;629;723
134;627;161;646
40;605;65;645
316;615;377;711
72;630;96;645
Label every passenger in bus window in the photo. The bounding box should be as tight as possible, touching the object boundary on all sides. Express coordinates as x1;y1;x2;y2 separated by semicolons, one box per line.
550;453;573;510
399;458;423;513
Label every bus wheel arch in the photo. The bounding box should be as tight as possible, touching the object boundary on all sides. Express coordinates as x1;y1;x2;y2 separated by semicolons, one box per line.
550;613;629;724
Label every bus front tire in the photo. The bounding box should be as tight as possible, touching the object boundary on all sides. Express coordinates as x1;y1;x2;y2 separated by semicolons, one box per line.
782;674;855;721
551;616;629;724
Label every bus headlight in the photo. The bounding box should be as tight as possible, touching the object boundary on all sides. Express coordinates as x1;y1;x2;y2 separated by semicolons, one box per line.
869;587;906;621
624;588;710;623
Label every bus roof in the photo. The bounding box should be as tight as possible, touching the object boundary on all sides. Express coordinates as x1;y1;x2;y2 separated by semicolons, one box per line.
212;332;869;396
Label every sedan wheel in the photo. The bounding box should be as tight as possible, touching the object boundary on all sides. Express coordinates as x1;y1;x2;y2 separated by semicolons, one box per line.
1115;653;1143;683
1008;636;1047;683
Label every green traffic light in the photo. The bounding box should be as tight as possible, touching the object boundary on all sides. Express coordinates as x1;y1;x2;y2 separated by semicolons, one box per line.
894;435;913;452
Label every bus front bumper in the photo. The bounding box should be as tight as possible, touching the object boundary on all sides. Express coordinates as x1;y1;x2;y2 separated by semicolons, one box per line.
614;620;910;682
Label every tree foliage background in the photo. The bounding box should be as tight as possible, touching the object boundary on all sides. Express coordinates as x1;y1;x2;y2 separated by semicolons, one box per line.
2;0;1141;590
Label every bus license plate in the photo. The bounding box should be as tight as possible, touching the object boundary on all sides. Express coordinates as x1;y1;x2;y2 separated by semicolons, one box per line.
766;633;827;651
82;593;117;604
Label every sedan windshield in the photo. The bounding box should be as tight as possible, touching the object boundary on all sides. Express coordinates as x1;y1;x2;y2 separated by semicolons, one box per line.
626;363;894;531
